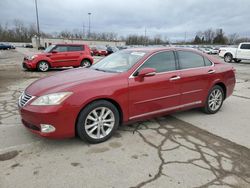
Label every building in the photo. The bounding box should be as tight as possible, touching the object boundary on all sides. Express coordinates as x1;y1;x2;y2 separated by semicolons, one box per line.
32;36;126;48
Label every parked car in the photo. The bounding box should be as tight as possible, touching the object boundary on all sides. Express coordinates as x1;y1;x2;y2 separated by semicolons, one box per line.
0;43;14;50
106;46;119;55
219;43;250;63
22;44;93;71
91;46;108;56
18;48;235;143
24;44;33;48
38;46;45;50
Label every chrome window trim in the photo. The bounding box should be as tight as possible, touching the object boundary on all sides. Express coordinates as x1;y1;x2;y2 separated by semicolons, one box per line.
129;49;214;79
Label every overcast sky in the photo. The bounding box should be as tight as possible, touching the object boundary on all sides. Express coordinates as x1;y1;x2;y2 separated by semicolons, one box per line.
1;0;250;41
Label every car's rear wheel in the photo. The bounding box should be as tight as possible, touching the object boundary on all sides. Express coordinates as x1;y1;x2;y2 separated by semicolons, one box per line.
76;100;119;143
224;54;232;63
80;59;91;68
37;61;49;72
203;85;224;114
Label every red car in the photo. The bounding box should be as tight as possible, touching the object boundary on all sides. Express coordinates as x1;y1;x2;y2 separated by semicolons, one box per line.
91;46;108;56
23;44;93;72
18;48;235;143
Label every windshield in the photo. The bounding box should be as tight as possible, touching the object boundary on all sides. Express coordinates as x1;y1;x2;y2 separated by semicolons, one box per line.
90;50;147;73
44;45;56;53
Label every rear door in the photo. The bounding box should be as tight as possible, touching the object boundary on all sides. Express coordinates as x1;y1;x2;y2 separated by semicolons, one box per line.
176;50;215;107
67;45;84;66
128;51;181;120
237;44;250;59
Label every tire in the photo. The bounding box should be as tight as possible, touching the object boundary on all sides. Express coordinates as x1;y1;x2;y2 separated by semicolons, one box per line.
203;85;224;114
234;59;241;63
76;100;120;143
80;59;91;68
224;54;233;63
37;61;49;72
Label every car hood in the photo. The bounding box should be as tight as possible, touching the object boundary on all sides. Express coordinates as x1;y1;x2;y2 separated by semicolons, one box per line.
26;68;117;96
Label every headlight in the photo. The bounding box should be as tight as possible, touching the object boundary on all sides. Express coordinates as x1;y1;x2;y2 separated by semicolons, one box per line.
31;92;72;106
29;55;38;60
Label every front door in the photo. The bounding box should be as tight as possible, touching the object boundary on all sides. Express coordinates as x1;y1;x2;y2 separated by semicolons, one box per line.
49;45;68;67
237;43;250;59
128;51;181;120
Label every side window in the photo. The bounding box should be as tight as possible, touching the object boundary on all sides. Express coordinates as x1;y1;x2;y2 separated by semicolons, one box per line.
240;44;250;50
54;45;68;52
204;57;212;66
138;51;176;73
68;45;84;52
178;51;205;69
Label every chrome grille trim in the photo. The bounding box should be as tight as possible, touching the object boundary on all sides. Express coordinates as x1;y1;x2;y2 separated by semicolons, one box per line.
18;92;35;107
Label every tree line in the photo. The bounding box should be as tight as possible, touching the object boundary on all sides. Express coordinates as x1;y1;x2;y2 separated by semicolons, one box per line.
193;28;250;45
0;20;249;45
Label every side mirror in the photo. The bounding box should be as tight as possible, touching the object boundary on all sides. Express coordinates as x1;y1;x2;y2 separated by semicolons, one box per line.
51;50;58;53
137;68;156;77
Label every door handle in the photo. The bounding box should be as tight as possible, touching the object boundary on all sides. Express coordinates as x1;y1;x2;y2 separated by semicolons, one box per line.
169;75;181;81
208;70;216;74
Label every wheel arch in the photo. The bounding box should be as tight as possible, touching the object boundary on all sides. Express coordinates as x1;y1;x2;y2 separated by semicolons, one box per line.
224;52;234;59
37;60;51;68
75;98;124;135
214;82;227;100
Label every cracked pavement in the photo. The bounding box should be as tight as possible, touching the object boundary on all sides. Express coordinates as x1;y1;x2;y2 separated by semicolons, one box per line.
0;49;250;188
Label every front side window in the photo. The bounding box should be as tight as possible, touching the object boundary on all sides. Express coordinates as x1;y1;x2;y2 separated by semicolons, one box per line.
240;44;250;50
54;45;68;52
138;51;176;73
178;51;205;69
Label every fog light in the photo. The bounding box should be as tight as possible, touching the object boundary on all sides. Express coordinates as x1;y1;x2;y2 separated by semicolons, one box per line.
40;124;55;133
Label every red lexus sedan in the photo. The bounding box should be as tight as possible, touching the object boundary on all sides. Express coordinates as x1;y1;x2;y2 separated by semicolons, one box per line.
18;48;235;143
23;44;93;72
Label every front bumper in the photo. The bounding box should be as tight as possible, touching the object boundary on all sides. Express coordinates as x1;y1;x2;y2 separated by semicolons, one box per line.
19;103;78;139
22;59;37;70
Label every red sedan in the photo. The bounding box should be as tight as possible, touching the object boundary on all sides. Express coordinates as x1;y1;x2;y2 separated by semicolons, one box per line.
91;46;108;56
18;48;235;143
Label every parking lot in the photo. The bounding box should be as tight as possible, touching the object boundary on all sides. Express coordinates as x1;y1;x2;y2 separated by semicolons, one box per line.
0;48;250;188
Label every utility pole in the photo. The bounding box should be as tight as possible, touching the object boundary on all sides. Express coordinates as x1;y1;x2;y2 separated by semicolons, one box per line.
34;0;40;48
184;31;187;44
82;23;85;39
88;12;91;39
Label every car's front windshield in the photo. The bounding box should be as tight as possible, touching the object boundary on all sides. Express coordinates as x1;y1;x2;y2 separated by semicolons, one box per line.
90;50;147;73
44;45;56;53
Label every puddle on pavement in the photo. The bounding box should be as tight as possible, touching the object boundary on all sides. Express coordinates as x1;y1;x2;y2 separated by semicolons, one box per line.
0;150;19;161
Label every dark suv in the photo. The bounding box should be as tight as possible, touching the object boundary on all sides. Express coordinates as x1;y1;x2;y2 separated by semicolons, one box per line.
23;44;93;72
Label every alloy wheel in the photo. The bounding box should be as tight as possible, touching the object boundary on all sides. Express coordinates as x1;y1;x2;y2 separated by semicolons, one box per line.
208;89;223;111
38;61;49;71
84;107;115;139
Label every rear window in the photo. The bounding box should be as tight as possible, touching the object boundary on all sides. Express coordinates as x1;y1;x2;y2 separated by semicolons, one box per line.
178;51;205;69
68;45;84;52
204;58;213;66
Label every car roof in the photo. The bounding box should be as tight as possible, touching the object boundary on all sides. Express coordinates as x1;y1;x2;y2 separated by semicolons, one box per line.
55;44;85;46
123;47;202;54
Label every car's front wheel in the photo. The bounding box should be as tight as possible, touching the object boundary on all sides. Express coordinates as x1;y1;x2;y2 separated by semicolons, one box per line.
37;61;49;72
203;85;224;114
76;100;120;143
224;54;232;63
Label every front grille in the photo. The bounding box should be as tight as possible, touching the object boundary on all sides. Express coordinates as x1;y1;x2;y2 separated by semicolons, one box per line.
19;92;34;107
